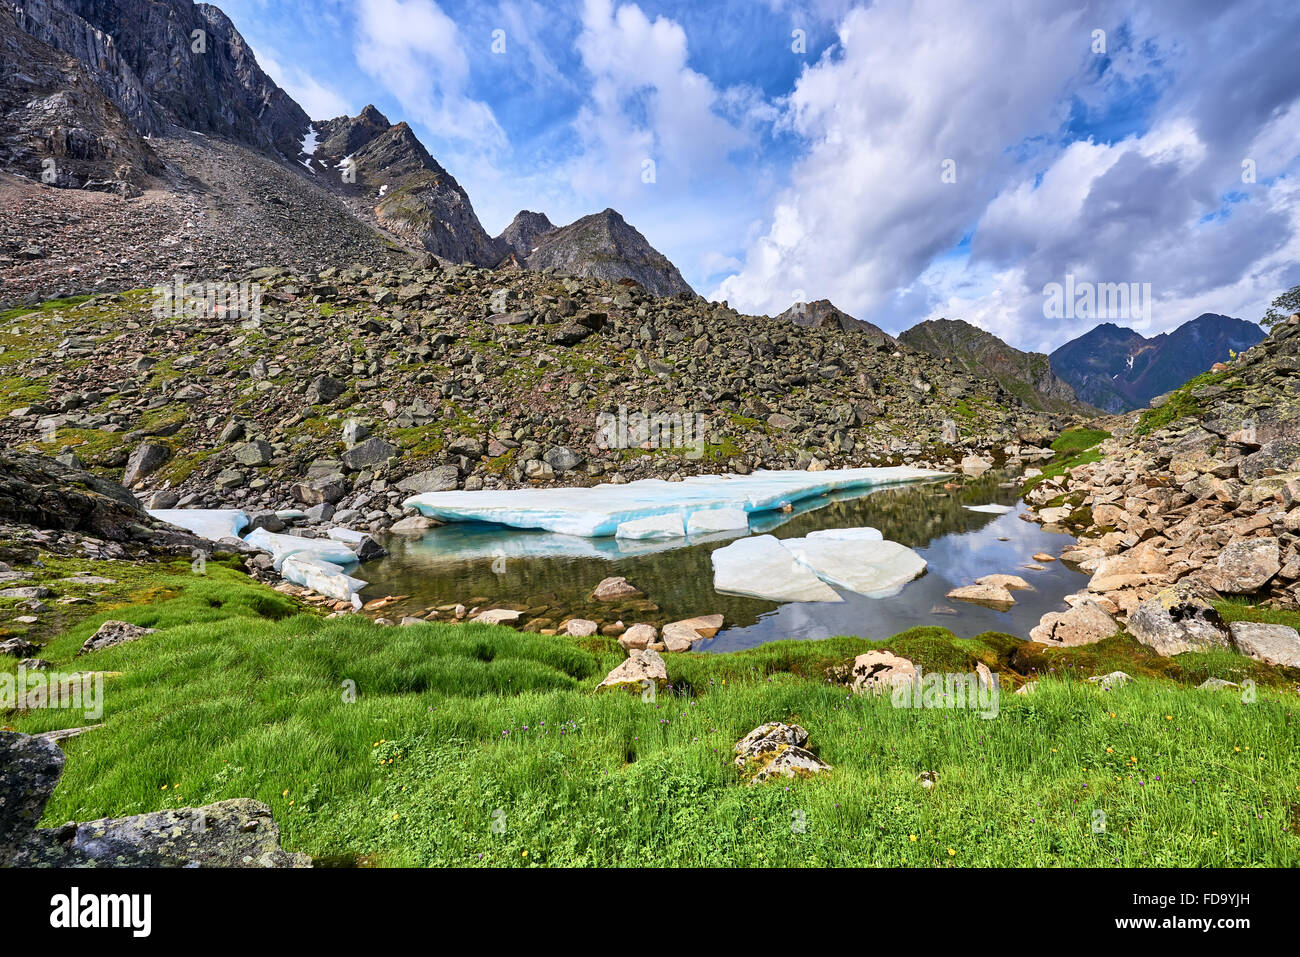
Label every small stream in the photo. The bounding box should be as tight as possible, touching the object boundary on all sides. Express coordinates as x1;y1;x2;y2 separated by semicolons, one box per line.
359;472;1086;648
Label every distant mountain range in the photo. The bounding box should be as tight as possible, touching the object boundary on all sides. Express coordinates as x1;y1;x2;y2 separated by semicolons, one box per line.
1048;314;1266;412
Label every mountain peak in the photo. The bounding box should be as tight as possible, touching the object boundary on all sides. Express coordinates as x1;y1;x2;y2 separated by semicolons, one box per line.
899;318;1081;412
776;299;894;346
523;210;693;297
1050;314;1264;412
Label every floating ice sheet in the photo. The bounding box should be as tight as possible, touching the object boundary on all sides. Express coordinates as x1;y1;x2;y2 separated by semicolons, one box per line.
711;527;925;602
404;467;948;538
964;504;1016;514
781;536;926;599
616;514;686;540
711;535;843;603
686;508;750;535
149;508;248;541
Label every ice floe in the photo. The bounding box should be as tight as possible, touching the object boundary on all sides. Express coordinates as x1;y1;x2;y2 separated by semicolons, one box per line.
711;527;926;602
149;508;248;541
711;535;843;603
281;556;366;605
404;467;947;538
963;504;1016;514
781;536;926;599
616;514;686;540
686;508;750;535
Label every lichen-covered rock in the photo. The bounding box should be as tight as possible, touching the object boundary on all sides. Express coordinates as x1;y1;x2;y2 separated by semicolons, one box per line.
595;648;667;693
1207;539;1281;594
733;722;831;784
850;650;916;694
1030;600;1119;647
0;732;64;865
14;798;312;868
1126;581;1231;656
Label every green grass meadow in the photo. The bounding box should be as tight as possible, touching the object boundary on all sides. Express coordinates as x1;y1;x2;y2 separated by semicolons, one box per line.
3;561;1298;867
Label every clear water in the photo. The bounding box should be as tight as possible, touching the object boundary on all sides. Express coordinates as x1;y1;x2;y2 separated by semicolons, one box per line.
359;472;1086;649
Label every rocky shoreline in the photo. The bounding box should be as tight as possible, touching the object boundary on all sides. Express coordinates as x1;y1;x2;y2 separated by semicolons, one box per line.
1020;314;1300;667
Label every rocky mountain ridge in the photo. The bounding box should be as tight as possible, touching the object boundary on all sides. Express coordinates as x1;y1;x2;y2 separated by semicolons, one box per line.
776;299;894;348
1049;313;1265;412
900;318;1084;414
0;263;1070;539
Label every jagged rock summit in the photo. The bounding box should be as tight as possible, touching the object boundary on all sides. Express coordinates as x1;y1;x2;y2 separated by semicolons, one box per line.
1049;313;1266;413
776;299;895;347
521;208;694;298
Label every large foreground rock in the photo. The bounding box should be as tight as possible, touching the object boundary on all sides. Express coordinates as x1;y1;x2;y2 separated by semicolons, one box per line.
0;452;152;540
1228;621;1300;667
0;733;64;865
1;732;308;867
595;648;668;693
1126;581;1231;656
733;722;832;784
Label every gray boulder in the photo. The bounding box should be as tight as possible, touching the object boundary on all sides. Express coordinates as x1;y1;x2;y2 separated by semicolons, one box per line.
1228;621;1300;667
396;465;460;494
1126;581;1231;656
1207;539;1281;594
342;437;397;471
122;441;171;486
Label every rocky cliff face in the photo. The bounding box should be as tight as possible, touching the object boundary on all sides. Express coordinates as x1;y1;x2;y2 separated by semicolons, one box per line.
1050;314;1265;413
495;210;556;260
900;318;1082;413
523;209;694;298
777;299;894;347
14;0;310;156
0;5;162;189
306;105;500;267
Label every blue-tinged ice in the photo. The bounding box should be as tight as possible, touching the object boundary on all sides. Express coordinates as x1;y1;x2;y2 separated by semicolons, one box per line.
281;556;366;604
148;508;248;541
403;467;948;538
780;536;926;599
711;535;843;603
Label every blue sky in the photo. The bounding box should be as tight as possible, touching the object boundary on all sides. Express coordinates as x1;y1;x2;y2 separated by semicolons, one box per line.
221;0;1300;352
